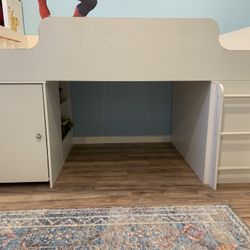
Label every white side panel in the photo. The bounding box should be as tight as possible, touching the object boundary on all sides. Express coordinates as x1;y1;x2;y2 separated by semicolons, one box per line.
204;83;224;189
172;82;211;183
0;84;48;182
43;82;64;187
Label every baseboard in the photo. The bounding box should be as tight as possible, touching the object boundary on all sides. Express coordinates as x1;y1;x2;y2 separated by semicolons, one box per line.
73;135;172;144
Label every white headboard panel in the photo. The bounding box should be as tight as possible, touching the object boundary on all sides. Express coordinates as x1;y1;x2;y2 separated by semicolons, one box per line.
0;17;250;82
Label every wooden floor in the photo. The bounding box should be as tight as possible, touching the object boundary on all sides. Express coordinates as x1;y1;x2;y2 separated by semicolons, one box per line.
0;143;250;226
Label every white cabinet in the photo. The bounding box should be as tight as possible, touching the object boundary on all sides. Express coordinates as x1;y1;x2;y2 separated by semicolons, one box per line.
0;82;73;186
0;83;49;182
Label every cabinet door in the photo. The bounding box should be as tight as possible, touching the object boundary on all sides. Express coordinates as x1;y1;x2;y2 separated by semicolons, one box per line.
0;84;49;182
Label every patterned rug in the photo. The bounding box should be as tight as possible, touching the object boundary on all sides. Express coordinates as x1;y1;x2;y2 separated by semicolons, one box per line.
0;205;250;249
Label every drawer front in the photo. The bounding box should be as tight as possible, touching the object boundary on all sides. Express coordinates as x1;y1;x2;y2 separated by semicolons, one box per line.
221;81;250;95
219;135;250;169
222;99;250;132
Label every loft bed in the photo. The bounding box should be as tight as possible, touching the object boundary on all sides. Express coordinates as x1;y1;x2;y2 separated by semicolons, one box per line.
0;17;250;189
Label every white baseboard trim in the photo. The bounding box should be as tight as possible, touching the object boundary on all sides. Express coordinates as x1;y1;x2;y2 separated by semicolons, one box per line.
74;135;172;144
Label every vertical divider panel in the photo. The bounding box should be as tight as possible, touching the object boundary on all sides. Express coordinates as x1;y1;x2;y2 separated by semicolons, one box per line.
43;81;64;187
60;81;73;160
172;81;212;184
204;82;224;189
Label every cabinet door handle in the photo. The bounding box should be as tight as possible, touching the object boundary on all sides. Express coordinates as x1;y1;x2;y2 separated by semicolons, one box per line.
36;133;42;140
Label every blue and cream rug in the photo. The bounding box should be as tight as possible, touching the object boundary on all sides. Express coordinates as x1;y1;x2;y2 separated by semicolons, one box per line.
0;205;250;249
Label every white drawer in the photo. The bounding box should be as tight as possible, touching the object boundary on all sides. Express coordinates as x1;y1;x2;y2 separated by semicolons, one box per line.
219;135;250;170
222;99;250;132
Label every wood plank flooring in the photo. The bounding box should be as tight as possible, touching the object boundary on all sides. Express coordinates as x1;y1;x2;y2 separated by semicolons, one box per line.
0;143;250;226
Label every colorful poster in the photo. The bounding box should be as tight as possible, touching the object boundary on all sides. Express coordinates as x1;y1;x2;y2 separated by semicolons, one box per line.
37;0;97;19
0;0;4;26
2;0;24;33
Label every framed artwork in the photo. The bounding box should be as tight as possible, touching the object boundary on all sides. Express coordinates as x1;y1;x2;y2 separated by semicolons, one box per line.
0;0;4;27
1;0;24;33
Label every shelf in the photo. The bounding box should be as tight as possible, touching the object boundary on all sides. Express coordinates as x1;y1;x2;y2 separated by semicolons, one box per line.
61;117;73;141
62;127;73;141
62;128;73;160
60;99;69;107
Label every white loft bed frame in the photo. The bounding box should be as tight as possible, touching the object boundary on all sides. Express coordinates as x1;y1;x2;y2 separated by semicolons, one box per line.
0;17;250;189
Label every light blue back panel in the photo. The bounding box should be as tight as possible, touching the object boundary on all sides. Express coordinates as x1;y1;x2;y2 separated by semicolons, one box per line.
71;82;173;136
21;0;250;137
71;83;104;136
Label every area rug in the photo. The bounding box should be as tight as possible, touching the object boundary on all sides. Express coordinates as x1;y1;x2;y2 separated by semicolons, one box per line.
0;205;250;249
